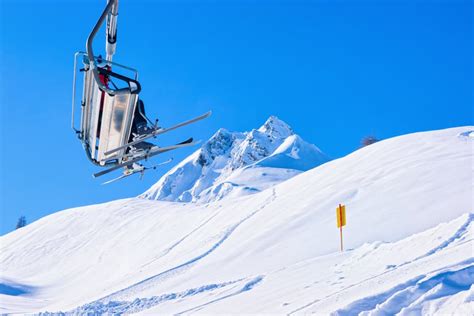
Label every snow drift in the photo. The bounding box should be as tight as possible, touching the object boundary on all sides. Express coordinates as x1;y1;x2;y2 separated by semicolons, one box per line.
0;126;472;315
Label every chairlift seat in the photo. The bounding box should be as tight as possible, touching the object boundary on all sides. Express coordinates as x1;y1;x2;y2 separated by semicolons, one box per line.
72;52;141;166
71;0;210;180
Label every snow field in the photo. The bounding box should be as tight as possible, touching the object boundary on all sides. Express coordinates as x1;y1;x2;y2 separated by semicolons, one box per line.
0;126;472;314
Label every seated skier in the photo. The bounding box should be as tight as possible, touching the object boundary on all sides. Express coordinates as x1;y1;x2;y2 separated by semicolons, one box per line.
130;99;149;135
128;99;155;149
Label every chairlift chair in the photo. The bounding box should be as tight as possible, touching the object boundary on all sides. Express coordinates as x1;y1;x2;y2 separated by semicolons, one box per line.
71;0;210;182
72;0;142;167
72;52;142;166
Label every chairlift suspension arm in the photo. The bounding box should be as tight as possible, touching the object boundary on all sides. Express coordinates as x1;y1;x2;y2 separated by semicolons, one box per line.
106;0;119;62
86;0;133;96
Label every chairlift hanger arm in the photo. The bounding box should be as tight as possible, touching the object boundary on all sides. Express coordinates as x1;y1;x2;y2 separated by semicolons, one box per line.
86;0;135;96
106;0;119;62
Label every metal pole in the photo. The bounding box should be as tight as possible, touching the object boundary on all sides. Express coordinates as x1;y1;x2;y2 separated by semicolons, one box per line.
86;0;130;95
106;0;119;62
339;204;343;252
71;52;79;131
340;226;343;252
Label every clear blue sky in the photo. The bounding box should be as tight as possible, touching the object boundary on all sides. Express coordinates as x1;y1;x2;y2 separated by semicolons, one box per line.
0;0;472;234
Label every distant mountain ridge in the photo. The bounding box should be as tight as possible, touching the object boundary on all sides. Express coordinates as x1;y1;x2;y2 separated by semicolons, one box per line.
141;116;330;203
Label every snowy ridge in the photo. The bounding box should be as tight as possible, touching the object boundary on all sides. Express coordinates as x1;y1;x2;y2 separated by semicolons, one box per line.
141;116;329;203
0;126;473;314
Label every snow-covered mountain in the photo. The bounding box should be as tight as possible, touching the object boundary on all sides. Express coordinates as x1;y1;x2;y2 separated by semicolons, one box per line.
141;116;330;203
1;127;473;315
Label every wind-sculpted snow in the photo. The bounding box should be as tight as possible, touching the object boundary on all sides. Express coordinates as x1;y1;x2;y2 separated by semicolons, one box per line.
141;115;329;202
257;134;329;170
286;213;474;315
38;276;265;316
334;261;474;316
415;213;473;260
174;275;265;315
69;279;241;315
459;130;474;139
0;281;35;296
0;126;473;314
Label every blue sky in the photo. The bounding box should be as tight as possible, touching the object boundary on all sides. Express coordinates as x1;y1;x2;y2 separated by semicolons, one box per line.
0;0;472;234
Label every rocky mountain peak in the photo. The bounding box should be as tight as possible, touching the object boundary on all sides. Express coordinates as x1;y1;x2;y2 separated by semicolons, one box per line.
197;128;241;167
258;115;294;139
141;116;329;203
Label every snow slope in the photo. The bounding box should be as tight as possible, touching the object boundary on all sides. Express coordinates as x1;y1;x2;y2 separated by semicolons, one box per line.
141;116;329;203
0;126;472;315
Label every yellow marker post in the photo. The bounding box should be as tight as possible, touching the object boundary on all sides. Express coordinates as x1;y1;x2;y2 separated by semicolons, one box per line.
336;204;346;251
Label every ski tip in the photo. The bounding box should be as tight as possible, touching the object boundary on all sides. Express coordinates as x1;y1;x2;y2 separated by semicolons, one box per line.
101;180;117;185
92;172;104;178
101;178;113;185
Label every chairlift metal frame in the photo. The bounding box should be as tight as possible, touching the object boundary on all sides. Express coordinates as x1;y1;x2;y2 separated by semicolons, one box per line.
71;0;210;182
71;52;141;166
71;0;142;167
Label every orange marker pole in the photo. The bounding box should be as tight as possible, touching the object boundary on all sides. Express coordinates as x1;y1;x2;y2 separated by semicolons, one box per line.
340;225;343;252
339;204;344;252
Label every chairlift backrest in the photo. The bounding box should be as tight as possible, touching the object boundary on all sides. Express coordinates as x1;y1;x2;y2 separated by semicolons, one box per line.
84;62;140;165
72;53;141;166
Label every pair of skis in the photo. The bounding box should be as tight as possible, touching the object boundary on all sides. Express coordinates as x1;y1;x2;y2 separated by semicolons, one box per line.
101;158;173;185
94;137;196;178
104;111;211;156
95;111;211;181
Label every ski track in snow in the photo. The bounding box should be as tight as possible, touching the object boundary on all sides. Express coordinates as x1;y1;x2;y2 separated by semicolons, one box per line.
288;259;474;316
174;275;265;315
369;212;474;274
58;190;277;314
413;213;473;261
43;276;265;316
139;209;222;269
287;214;474;315
334;259;474;316
40;279;240;315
